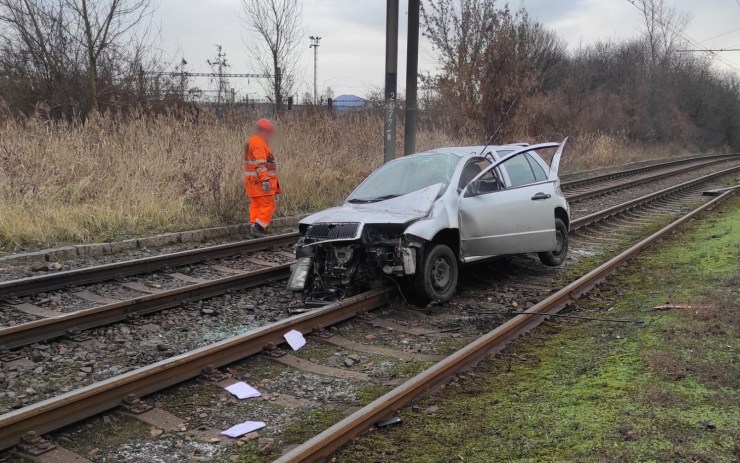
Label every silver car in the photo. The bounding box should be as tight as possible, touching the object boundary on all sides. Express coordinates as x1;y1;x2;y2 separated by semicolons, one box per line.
287;140;570;304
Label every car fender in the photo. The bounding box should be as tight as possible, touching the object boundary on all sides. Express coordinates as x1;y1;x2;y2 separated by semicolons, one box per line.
403;200;457;241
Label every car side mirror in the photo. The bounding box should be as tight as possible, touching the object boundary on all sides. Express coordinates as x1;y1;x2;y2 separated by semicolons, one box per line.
465;180;481;197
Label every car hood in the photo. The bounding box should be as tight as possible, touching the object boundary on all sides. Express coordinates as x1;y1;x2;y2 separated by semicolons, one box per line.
300;183;444;226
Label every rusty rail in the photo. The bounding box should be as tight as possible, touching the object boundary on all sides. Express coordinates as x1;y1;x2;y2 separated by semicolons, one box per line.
565;156;738;202
1;164;737;350
1;155;736;302
0;233;299;300
0;289;391;451
561;153;738;191
275;190;737;463
0;264;291;349
571;165;740;228
0;169;736;453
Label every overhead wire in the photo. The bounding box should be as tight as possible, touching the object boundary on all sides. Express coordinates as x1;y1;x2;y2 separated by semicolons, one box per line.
625;0;740;73
699;25;740;43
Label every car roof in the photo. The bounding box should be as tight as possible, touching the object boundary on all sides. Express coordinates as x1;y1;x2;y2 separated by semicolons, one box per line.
424;143;530;158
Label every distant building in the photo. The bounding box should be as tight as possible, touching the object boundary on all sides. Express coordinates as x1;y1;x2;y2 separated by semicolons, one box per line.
333;94;369;113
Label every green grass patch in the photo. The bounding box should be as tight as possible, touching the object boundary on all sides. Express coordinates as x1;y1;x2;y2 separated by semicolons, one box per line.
284;407;347;444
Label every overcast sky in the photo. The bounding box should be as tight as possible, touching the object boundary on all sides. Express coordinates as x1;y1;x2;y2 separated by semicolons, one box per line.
153;0;740;100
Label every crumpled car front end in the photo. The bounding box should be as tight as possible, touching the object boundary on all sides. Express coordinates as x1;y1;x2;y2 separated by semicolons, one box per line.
287;184;444;304
287;221;421;303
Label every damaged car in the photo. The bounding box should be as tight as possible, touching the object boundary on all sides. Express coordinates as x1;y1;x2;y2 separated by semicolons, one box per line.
287;141;570;305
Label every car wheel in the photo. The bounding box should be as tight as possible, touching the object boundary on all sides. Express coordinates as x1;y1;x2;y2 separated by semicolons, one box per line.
538;218;569;266
414;243;458;303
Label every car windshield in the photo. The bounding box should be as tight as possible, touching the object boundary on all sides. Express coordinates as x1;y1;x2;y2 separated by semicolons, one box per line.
347;153;460;203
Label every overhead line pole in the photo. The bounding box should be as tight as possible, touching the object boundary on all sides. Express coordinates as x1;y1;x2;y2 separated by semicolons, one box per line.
309;36;321;104
383;0;399;163
403;0;420;156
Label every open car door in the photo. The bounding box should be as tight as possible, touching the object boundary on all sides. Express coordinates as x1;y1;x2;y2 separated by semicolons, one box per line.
457;140;567;261
548;137;567;181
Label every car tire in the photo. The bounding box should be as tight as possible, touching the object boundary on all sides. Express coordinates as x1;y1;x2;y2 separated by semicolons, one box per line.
414;243;458;304
539;218;569;266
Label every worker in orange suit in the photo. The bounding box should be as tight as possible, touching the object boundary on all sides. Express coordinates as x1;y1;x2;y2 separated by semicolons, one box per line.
244;118;281;237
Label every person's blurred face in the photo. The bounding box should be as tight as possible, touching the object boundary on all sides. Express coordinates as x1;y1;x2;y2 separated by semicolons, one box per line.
257;127;274;142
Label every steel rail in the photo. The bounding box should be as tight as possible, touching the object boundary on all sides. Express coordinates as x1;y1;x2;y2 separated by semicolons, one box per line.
1;154;735;302
275;191;737;463
0;289;391;451
560;153;738;191
0;173;737;453
1;165;737;350
0;264;291;349
565;156;737;202
0;233;299;300
571;165;740;228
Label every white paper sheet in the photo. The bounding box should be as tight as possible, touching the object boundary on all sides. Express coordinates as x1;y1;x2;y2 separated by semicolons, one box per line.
284;329;306;350
221;420;266;438
225;381;261;399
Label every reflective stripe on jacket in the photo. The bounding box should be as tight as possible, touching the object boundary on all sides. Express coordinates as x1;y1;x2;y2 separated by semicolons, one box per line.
244;134;280;197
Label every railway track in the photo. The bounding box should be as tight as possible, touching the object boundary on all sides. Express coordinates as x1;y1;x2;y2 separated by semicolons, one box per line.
0;153;735;303
562;154;737;202
1;163;738;351
276;189;739;463
559;152;736;193
0;162;737;461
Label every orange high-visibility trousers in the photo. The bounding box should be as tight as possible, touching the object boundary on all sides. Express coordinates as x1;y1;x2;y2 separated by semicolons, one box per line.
249;195;276;229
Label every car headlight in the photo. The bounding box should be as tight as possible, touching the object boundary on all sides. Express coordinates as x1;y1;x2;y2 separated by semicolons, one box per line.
287;257;312;291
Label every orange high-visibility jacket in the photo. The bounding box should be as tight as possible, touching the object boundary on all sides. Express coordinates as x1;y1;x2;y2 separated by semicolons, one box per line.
244;134;280;197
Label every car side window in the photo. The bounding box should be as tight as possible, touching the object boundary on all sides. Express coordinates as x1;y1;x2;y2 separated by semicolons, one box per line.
458;159;485;190
525;153;548;182
502;154;536;187
478;168;503;193
458;158;503;194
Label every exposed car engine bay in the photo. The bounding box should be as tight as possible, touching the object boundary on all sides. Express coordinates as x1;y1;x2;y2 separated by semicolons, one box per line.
288;222;420;304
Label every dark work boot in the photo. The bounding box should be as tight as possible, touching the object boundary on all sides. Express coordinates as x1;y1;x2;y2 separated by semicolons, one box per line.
251;223;267;238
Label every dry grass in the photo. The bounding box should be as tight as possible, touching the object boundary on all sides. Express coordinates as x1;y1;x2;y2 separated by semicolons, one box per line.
0;110;699;251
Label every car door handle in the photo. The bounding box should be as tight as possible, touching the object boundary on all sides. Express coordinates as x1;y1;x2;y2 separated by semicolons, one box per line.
531;192;551;201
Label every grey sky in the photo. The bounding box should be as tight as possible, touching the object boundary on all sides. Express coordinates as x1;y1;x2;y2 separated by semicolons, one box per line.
154;0;740;100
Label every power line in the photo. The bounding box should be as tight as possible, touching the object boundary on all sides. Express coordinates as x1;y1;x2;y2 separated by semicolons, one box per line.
147;72;270;79
678;49;740;52
625;0;740;72
700;26;740;43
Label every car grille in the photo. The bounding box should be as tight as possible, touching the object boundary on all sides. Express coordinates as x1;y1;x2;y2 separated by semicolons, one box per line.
305;222;360;241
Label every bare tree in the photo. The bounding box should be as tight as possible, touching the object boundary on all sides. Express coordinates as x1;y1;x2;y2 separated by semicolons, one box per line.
422;0;564;133
0;0;72;108
64;0;156;110
0;0;157;116
635;0;691;67
241;0;304;114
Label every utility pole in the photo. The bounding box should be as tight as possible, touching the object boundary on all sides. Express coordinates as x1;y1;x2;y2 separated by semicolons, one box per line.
404;0;420;156
207;45;229;106
179;58;188;101
309;36;322;105
383;0;399;163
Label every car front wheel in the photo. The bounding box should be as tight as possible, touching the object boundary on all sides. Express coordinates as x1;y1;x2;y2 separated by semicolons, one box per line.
414;243;458;304
538;218;569;266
